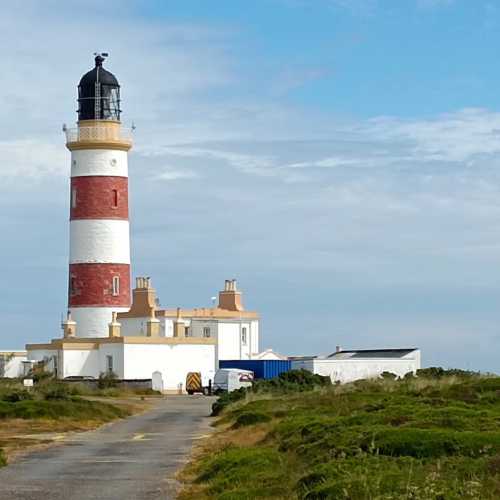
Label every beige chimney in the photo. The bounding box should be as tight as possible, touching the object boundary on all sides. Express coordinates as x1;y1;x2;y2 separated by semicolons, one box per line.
108;312;121;338
62;311;76;338
218;278;244;311
146;308;160;337
126;276;157;317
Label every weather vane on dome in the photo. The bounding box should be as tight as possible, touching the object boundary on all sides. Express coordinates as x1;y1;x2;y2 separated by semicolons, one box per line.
93;52;109;66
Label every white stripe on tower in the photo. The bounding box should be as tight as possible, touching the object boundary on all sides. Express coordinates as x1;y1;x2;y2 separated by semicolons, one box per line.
69;220;130;264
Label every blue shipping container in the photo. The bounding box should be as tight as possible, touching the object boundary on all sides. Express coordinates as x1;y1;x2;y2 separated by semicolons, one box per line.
219;360;291;379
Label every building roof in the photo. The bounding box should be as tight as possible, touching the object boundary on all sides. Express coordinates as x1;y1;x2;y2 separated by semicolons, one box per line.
327;348;418;360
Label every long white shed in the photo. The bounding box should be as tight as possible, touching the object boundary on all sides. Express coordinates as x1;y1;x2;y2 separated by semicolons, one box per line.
291;348;421;384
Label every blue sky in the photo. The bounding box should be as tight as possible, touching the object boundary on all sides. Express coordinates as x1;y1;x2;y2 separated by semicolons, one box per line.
2;0;500;371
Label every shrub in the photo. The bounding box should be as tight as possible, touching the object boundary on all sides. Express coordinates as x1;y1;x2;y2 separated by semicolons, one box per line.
1;389;34;403
40;383;72;401
98;371;119;389
232;411;271;428
416;367;480;379
253;369;331;393
0;449;6;467
212;388;247;416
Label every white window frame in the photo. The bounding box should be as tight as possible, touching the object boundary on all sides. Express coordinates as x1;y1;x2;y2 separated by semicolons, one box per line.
241;327;248;345
203;326;211;338
112;276;120;296
71;188;77;209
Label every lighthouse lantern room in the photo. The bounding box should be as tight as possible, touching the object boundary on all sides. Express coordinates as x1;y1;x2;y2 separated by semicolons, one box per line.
64;53;133;338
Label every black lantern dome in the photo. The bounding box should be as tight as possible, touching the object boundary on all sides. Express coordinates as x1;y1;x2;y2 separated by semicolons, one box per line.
78;54;121;121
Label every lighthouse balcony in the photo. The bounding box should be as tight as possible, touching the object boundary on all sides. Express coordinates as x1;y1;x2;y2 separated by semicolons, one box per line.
65;121;133;151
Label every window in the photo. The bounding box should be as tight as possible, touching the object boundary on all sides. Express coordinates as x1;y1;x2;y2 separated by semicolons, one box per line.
203;327;211;338
112;276;120;296
106;355;113;374
71;188;77;209
112;189;118;208
70;276;76;296
241;327;248;345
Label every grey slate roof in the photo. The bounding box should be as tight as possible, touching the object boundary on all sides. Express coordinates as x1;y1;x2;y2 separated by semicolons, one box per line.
327;348;418;360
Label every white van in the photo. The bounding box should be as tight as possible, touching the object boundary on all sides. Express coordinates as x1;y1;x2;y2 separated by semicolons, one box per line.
213;368;254;393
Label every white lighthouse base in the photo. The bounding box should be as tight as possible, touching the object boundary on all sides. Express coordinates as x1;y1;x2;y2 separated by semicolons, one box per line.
70;307;130;338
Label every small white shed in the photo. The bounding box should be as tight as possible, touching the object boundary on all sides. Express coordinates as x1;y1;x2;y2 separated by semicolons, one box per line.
291;348;421;384
0;351;28;378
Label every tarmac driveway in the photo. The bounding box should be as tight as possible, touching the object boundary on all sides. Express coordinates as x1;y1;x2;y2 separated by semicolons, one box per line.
0;395;214;500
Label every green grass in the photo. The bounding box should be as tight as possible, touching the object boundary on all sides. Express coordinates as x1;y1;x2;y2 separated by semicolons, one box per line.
181;370;500;499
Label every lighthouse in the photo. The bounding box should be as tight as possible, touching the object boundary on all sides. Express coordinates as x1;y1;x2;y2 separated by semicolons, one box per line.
64;54;133;338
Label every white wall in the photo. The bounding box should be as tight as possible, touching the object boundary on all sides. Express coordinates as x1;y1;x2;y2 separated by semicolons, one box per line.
98;344;125;378
292;356;420;384
120;317;149;336
60;350;100;379
123;343;216;391
250;320;259;356
0;353;27;378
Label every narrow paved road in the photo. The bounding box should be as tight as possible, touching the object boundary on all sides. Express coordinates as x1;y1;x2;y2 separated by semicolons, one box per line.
0;395;214;500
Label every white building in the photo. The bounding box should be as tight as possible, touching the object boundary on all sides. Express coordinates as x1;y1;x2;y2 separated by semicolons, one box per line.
0;351;28;378
118;278;259;361
25;278;259;391
291;348;421;383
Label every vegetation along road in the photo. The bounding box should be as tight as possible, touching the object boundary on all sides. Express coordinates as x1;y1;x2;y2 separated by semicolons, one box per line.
0;395;214;500
180;369;500;499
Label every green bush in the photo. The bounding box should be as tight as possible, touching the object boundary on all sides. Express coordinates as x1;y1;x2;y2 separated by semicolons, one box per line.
416;367;480;379
253;369;331;393
0;449;6;467
212;387;247;416
40;383;72;401
1;389;34;403
98;371;119;389
232;411;271;428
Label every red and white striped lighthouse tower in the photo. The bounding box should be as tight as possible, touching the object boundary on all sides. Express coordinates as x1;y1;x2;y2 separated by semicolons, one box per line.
64;54;133;338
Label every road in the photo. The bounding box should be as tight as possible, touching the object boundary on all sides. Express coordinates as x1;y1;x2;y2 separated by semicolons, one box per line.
0;395;214;500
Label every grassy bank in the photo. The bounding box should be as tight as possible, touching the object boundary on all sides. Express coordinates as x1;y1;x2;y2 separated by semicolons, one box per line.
0;378;153;466
180;370;500;499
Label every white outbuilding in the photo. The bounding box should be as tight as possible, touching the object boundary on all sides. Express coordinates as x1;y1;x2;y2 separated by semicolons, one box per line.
291;348;421;384
0;351;28;378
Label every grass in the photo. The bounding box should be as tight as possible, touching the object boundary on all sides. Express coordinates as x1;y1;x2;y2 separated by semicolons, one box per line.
0;378;157;466
179;369;500;499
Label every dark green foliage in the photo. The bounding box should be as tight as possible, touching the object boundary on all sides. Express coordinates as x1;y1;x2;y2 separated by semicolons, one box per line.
417;366;481;379
97;371;119;389
188;372;500;499
380;371;397;380
232;412;271;429
253;369;331;393
39;382;73;401
0;449;5;467
1;389;34;403
212;387;247;416
211;370;331;416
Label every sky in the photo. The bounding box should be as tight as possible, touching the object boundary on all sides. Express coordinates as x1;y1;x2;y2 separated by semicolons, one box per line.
2;0;500;371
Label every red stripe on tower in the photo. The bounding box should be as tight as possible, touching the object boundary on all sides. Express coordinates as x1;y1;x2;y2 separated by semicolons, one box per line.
70;176;128;220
